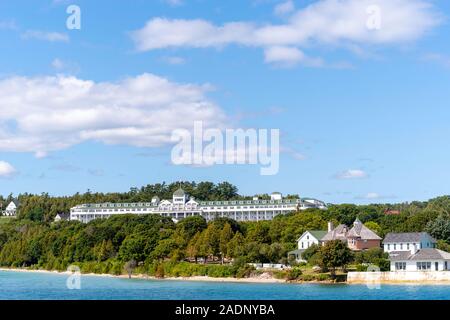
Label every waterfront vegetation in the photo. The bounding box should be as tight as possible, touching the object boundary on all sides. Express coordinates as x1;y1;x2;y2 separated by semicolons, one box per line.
0;181;449;282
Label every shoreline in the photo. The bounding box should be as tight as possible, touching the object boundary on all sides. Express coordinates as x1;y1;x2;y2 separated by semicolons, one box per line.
0;267;287;284
2;267;450;285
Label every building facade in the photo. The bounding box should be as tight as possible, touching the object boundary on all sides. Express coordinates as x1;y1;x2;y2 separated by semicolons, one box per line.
288;230;327;262
383;232;437;254
298;230;327;250
382;232;450;271
321;219;382;251
70;189;328;223
3;200;19;217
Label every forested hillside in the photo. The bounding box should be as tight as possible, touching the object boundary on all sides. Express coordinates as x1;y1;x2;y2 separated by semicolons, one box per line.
0;182;449;278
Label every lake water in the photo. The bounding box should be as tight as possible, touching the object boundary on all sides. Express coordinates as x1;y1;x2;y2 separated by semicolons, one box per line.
1;270;449;300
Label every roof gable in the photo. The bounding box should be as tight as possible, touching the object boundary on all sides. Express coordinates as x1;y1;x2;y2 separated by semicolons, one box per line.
297;230;327;242
347;222;382;240
321;224;348;241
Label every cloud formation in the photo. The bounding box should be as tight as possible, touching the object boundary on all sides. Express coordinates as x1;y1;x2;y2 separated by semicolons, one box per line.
335;169;368;179
131;0;441;66
21;30;69;42
0;74;227;157
355;192;397;200
274;1;295;16
0;161;16;178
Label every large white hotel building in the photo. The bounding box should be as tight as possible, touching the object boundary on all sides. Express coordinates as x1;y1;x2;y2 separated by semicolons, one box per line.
70;188;327;223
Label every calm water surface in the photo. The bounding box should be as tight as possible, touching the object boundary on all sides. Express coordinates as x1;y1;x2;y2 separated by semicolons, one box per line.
0;271;449;300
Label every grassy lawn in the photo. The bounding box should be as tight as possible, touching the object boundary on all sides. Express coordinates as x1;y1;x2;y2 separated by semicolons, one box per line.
0;217;14;224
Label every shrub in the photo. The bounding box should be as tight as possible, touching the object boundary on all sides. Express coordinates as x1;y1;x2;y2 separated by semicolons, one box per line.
355;264;368;272
236;264;256;278
286;267;302;281
155;264;165;278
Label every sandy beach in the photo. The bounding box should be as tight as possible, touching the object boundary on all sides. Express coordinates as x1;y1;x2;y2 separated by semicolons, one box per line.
0;267;287;284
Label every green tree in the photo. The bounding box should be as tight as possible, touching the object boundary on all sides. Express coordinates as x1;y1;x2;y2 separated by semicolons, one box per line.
426;213;450;242
319;240;353;276
227;232;245;260
175;216;207;243
302;244;320;264
202;223;221;261
186;232;202;263
219;223;234;263
364;221;382;237
151;238;178;261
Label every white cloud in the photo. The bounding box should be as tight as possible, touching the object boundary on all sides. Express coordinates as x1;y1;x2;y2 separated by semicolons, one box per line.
131;18;255;51
131;0;441;65
264;46;324;67
162;56;186;65
21;30;69;42
51;58;65;69
364;192;381;199
335;169;368;179
0;73;227;156
165;0;183;6
274;1;295;16
0;161;17;178
51;58;80;74
356;192;397;200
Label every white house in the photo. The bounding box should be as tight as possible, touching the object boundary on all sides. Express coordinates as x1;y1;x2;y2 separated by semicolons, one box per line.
383;232;450;271
288;230;327;262
297;230;327;250
54;213;70;222
70;189;328;223
3;200;19;217
389;248;450;271
383;232;436;255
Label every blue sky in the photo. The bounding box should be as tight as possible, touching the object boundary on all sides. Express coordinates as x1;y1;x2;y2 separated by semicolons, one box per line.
0;0;450;204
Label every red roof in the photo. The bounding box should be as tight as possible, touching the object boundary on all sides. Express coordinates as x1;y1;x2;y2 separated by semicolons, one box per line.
384;209;400;215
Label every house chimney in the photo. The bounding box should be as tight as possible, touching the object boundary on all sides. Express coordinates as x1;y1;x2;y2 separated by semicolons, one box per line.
327;222;334;232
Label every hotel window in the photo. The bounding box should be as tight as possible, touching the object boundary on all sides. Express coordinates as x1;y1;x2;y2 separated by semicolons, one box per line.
394;244;396;250
387;244;390;250
400;244;403;250
407;243;410;250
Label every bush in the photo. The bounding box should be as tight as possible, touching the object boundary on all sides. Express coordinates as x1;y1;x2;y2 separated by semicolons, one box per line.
286;267;302;281
355;264;368;272
155;264;165;278
235;264;256;278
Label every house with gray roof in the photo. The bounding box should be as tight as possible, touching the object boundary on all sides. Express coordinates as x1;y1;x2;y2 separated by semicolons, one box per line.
383;232;437;255
382;232;448;271
321;219;382;251
54;213;70;222
388;248;450;271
